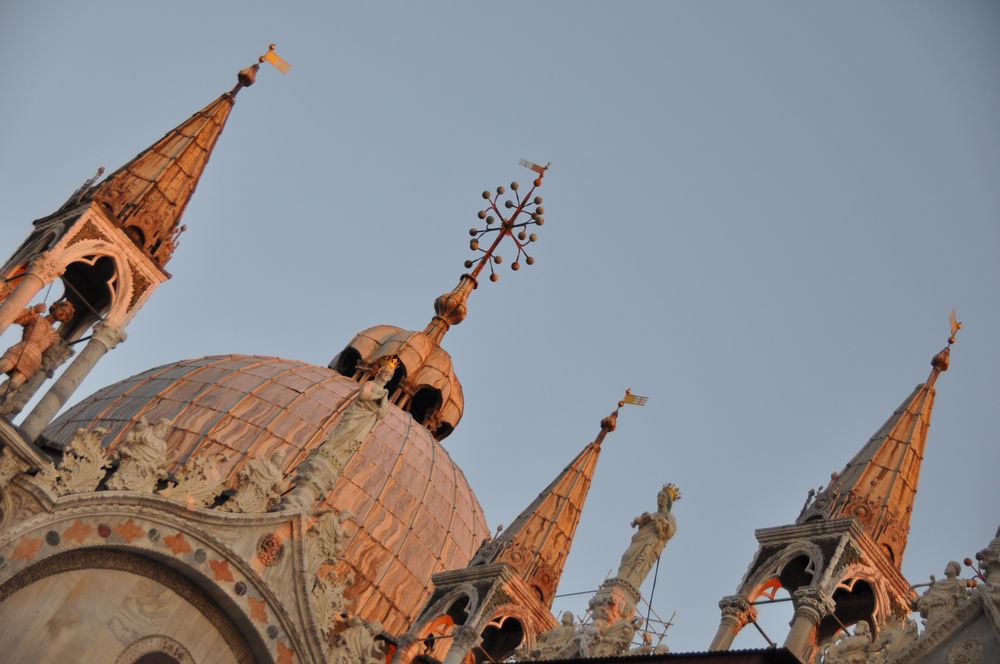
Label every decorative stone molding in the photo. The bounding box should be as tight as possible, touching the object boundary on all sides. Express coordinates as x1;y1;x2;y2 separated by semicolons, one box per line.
114;635;196;664
221;453;289;513
106;417;170;492
0;446;30;488
158;453;227;507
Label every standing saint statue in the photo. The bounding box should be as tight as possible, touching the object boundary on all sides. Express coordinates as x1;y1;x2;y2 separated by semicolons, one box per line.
279;357;397;511
0;300;74;389
615;483;680;591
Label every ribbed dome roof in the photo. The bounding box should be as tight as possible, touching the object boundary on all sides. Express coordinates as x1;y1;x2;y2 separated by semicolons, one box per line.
42;354;489;633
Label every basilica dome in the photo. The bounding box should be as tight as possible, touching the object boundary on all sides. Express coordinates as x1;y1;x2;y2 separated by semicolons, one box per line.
40;354;490;634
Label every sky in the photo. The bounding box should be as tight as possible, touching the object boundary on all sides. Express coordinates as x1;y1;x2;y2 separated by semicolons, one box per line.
1;1;998;654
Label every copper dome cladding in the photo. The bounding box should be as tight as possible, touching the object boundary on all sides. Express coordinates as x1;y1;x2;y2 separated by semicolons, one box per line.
41;354;489;633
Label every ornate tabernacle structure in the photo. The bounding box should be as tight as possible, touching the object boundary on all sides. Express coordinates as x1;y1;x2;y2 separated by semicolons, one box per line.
0;52;995;664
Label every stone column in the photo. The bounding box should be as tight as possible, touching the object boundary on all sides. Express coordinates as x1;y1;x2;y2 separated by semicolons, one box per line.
0;258;60;336
20;322;125;441
784;586;835;659
442;625;481;664
709;595;757;651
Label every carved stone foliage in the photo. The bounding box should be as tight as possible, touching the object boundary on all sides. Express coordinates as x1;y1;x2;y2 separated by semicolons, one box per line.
327;614;387;664
304;509;361;655
313;572;354;642
220;453;289;513
106;417;170;492
66;220;111;247
127;262;151;311
306;510;353;573
33;427;111;496
158;453;227;507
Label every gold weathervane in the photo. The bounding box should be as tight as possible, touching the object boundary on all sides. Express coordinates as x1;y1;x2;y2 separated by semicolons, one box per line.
259;44;292;73
948;308;963;345
620;388;648;408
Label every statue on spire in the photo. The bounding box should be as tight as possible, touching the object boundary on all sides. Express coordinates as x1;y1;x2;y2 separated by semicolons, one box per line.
615;483;680;591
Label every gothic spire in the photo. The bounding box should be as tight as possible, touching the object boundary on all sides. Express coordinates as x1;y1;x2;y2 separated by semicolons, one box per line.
88;57;273;267
474;408;618;607
797;318;962;566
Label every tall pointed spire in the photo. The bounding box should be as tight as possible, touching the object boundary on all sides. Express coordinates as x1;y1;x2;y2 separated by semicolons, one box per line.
472;407;618;607
797;325;960;566
88;62;262;267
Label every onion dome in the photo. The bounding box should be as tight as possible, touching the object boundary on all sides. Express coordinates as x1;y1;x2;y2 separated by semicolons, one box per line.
40;354;489;634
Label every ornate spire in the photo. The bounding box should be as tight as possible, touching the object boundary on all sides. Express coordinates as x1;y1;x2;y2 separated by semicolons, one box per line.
89;47;289;267
422;160;549;345
472;392;644;607
797;313;962;566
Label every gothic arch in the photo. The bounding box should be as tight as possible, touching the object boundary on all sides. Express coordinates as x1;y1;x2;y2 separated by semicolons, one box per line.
744;541;824;601
58;239;136;325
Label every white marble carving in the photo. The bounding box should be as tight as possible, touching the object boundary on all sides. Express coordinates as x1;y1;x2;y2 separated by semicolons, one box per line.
221;452;290;513
106;417;170;493
280;360;394;512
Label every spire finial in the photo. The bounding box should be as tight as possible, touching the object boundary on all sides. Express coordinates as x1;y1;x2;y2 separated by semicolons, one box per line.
929;309;962;385
423;159;550;345
232;43;292;95
596;388;648;446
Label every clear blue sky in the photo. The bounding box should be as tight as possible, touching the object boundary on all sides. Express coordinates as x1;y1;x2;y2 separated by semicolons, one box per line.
1;1;998;652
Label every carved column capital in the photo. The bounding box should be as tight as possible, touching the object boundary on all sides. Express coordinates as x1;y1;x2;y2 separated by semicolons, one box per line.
451;624;482;651
792;586;836;623
718;595;757;629
28;254;63;282
91;322;127;350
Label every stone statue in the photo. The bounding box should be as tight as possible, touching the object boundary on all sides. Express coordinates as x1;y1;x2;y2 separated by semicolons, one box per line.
517;611;578;661
279;357;396;511
222;451;290;513
867;615;917;664
823;621;871;664
0;300;74;389
615;483;680;591
106;417;170;492
915;561;968;632
579;598;638;658
329;613;386;664
159;453;228;507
